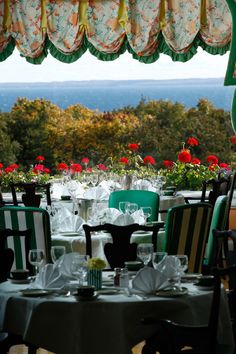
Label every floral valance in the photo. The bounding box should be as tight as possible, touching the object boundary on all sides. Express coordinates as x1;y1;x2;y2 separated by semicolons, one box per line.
0;0;232;64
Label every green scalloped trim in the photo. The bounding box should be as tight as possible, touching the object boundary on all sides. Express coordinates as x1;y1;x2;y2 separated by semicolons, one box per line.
47;35;87;63
159;35;200;62
87;36;127;61
199;40;230;55
0;38;15;62
126;42;160;63
24;42;48;65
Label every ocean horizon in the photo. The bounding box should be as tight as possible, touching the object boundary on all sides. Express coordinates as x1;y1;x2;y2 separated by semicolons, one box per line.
0;78;235;112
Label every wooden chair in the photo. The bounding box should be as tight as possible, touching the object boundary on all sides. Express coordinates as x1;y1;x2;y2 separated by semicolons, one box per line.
184;171;233;207
10;182;51;208
0;228;33;278
141;266;234;354
163;202;213;273
108;190;160;222
0;206;52;269
83;223;164;269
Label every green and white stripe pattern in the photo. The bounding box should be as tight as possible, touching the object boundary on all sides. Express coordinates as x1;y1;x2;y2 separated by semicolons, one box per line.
0;206;51;270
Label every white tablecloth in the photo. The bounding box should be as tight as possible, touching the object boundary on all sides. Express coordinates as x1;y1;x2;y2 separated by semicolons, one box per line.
0;281;234;354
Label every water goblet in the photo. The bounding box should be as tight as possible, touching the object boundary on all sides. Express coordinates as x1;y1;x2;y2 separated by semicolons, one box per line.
140;206;152;224
125;202;138;215
28;249;45;275
51;246;66;264
152;251;167;269
119;201;129;214
137;243;154;267
71;255;89;286
176;254;188;289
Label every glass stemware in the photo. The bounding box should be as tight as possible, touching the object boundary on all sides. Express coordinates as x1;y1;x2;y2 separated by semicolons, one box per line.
70;255;89;286
152;251;167;269
125;202;138;215
137;243;154;267
176;254;188;289
140;206;152;224
119;201;129;214
28;249;45;275
51;246;66;264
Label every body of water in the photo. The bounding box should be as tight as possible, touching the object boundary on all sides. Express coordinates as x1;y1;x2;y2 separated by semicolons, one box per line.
0;78;235;112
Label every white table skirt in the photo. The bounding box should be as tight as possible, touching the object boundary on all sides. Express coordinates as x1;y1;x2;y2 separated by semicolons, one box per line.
0;281;234;354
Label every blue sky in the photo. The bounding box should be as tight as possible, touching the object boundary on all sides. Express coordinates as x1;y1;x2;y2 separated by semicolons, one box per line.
0;48;230;82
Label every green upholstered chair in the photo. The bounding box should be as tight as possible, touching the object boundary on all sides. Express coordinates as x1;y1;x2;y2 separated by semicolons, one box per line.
108;190;160;222
0;206;51;272
163;202;213;273
203;195;229;273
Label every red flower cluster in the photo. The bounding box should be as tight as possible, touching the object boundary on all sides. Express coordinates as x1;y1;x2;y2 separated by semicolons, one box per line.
33;164;50;174
230;134;236;144
191;158;201;165
187;137;199;146
56;163;68;171
97;164;107;171
143;156;156;165
4;163;19;173
178;149;191;163
206;155;218;165
81;157;89;164
70;163;82;173
35;155;45;162
119;157;129;165
163;160;174;168
128;143;139;151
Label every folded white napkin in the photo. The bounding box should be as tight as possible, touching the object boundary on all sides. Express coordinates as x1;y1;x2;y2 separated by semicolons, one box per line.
56;252;81;279
99;180;121;192
113;213;135;226
66;180;85;198
84;186;109;200
51;205;84;233
95;207;122;224
29;263;68;289
131;209;146;225
132;179;156;192
132;256;181;294
51;182;64;199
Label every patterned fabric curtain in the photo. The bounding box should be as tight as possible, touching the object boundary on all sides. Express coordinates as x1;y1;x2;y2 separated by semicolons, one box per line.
0;0;232;64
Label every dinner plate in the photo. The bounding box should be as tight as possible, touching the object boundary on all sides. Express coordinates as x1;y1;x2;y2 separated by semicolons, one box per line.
181;273;202;281
20;289;52;297
73;292;99;301
8;277;31;285
195;285;214;291
60;232;79;237
156;287;188;297
98;288;120;295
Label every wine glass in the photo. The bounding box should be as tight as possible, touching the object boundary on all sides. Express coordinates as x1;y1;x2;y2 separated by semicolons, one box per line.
71;255;89;286
125;202;138;215
119;201;129;214
137;243;154;267
51;246;66;264
176;254;188;289
152;251;167;269
28;249;45;275
140;206;152;224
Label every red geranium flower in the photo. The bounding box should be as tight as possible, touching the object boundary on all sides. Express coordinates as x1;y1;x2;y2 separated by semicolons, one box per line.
163;160;174;168
43;167;50;174
70;163;82;173
143;156;156;165
33;164;44;173
4;167;13;173
86;167;92;172
191;158;201;165
206;155;218;165
81;157;89;164
119;157;129;165
178;149;191;163
56;163;68;171
128;143;139;151
187;137;199;146
9;163;19;170
209;163;218;171
97;164;107;171
230;134;236;144
35;155;45;162
219;162;229;170
0;163;3;169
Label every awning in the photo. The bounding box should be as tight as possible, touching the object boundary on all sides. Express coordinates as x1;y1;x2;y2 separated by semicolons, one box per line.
0;0;232;65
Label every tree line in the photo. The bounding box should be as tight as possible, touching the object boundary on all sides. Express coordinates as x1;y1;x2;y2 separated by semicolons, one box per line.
0;97;234;171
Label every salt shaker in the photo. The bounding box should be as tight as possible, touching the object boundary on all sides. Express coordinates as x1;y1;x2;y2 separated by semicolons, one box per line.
114;267;121;286
119;268;129;289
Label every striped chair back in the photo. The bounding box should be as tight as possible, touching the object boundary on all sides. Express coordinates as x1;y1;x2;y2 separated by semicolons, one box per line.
164;203;213;273
108;190;160;222
0;206;51;270
203;195;229;270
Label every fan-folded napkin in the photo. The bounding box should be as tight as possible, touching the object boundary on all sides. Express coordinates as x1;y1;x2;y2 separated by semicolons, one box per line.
84;186;109;200
132;256;181;294
29;263;68;289
132;179;156;192
51;205;84;233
